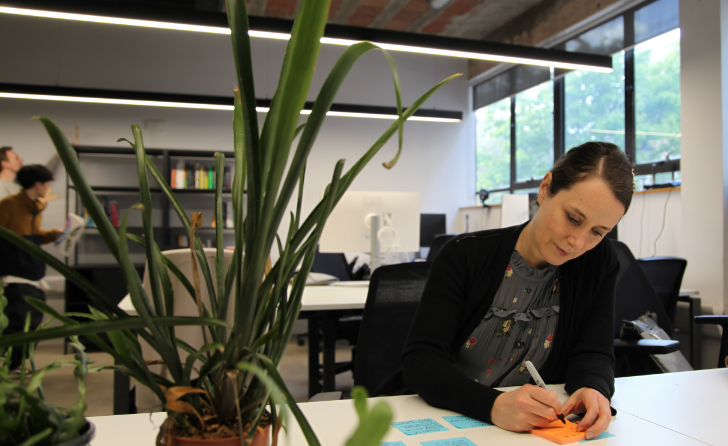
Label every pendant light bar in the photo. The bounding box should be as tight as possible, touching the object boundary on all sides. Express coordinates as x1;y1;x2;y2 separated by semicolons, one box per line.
0;84;462;123
0;3;612;73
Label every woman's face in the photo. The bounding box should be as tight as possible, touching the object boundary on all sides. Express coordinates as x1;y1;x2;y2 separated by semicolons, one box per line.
525;173;625;269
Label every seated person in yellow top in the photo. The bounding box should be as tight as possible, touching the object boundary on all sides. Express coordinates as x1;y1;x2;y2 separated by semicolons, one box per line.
0;164;63;372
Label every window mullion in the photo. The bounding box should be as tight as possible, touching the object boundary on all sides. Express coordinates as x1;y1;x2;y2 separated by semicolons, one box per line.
624;8;636;165
510;96;516;194
625;48;636;165
554;77;565;161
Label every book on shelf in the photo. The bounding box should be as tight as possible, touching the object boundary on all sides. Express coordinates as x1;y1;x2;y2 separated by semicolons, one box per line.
110;200;119;228
82;196;116;228
171;159;232;190
225;201;234;228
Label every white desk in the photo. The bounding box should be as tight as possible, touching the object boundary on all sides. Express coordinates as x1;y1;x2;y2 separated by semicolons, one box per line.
89;370;724;445
299;282;369;397
611;368;726;446
300;282;369;311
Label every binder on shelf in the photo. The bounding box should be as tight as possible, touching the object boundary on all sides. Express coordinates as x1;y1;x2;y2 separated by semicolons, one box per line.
175;160;185;189
225;201;234;228
110;200;119;228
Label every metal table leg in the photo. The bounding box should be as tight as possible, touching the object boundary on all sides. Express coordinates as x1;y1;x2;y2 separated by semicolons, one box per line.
307;314;322;399
679;295;702;368
322;315;337;392
113;361;130;415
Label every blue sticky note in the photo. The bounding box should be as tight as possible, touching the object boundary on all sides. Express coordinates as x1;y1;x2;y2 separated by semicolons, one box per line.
579;431;616;442
381;442;407;446
391;418;449;436
442;415;493;429
420;437;478;446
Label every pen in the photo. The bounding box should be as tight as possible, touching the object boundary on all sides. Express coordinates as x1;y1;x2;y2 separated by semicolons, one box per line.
525;360;566;424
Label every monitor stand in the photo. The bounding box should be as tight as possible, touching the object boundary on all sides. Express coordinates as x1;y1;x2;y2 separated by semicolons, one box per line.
370;214;381;271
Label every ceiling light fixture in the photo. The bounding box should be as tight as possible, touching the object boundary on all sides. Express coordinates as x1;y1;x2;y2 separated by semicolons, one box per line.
0;84;462;123
0;4;613;73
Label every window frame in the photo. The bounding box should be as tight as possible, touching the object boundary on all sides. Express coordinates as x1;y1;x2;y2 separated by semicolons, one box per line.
473;0;680;202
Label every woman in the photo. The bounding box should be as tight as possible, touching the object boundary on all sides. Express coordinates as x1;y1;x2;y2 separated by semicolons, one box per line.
381;142;633;440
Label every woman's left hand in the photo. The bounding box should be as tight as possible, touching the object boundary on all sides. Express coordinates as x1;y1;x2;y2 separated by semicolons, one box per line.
561;387;612;440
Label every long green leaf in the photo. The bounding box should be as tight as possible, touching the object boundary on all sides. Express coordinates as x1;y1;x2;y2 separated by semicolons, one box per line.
254;354;320;446
213;152;227;342
269;42;377;252
130;126;165;322
118;205;183;383
235;0;331;350
226;0;260;181
289;73;462;254
0;227;124;317
0;315;227;348
35;117;120;261
144;155;219;313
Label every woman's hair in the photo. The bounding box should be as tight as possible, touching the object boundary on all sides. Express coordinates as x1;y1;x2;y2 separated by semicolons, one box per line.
548;141;633;213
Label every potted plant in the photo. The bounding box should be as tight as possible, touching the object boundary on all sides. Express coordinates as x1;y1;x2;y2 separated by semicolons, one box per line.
0;0;458;444
0;284;94;446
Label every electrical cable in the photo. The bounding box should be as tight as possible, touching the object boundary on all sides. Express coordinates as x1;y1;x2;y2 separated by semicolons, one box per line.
652;187;673;257
637;192;646;259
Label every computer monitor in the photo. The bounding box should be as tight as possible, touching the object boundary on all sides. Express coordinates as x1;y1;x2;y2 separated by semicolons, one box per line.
420;213;446;247
319;191;421;255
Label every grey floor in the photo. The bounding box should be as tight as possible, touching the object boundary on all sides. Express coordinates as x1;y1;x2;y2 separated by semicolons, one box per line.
16;337;355;417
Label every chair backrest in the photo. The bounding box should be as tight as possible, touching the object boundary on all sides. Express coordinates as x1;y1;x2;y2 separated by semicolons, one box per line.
613;241;675;338
637;256;687;327
426;234;456;262
354;262;430;394
136;248;234;412
311;247;351;281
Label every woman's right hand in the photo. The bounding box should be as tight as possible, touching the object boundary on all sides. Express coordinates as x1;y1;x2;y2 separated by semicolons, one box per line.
490;384;565;432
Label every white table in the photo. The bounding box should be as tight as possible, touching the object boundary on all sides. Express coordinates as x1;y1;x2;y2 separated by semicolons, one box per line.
299;282;369;397
89;369;725;445
611;368;726;446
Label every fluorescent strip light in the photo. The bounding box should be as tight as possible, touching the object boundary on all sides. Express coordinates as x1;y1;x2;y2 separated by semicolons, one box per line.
0;92;233;110
0;92;460;122
0;6;231;33
320;38;613;72
0;6;612;72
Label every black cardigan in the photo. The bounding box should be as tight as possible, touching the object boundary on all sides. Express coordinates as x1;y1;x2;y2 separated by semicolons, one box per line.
376;223;618;424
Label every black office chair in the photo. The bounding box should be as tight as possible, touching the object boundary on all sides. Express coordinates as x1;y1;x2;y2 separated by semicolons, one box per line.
695;315;728;369
426;234;456;262
637;256;687;330
311;248;354;281
612;240;682;376
354;262;430;394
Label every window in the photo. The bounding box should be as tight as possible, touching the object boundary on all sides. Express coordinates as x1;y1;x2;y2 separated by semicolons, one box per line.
516;82;554;183
565;52;625;150
635;29;681;165
475;97;511;193
472;0;680;202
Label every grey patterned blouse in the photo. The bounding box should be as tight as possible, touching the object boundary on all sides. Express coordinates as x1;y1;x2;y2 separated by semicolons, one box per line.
453;250;561;387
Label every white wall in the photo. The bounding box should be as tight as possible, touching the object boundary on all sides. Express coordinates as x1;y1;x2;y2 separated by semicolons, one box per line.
618;189;682;259
0;13;472;271
678;0;728;311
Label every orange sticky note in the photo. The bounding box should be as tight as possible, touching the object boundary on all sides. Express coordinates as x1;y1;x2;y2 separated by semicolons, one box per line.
530;419;586;444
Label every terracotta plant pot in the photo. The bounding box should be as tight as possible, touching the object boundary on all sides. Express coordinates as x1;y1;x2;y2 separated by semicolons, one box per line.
169;425;269;446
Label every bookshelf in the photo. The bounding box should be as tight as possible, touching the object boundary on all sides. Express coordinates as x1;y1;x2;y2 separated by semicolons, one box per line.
65;145;239;351
66;145;238;267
